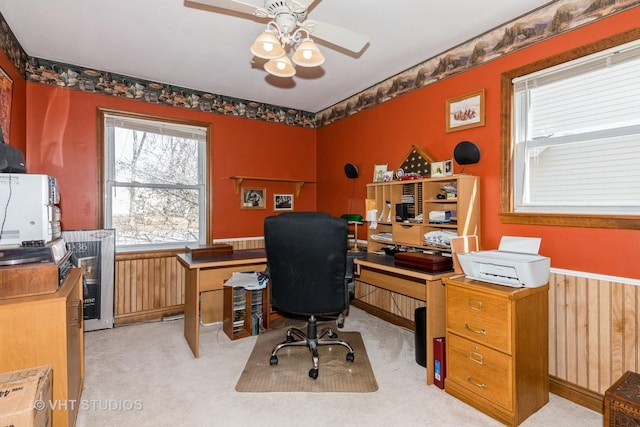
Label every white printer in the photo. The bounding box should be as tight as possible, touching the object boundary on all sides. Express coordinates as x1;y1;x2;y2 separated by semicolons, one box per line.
457;236;550;287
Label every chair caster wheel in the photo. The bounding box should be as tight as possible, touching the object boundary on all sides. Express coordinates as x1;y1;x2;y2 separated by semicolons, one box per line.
309;368;319;379
346;352;355;362
270;355;278;365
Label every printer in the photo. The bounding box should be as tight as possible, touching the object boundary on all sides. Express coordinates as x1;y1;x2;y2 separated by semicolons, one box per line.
457;236;550;287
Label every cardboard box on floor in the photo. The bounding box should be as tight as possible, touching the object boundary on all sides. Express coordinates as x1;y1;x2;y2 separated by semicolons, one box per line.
0;365;52;427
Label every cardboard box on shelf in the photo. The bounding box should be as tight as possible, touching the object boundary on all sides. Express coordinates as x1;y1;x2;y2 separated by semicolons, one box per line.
0;365;52;427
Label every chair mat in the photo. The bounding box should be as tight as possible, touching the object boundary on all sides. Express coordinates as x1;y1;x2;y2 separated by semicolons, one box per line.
235;324;378;393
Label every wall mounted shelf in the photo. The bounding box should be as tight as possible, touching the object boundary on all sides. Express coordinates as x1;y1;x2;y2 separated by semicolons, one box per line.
230;176;315;197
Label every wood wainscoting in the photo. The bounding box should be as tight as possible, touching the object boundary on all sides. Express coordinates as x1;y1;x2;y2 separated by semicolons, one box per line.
548;271;640;413
114;238;264;325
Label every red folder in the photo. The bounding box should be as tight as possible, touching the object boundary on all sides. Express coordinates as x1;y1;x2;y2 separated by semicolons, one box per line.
433;337;446;389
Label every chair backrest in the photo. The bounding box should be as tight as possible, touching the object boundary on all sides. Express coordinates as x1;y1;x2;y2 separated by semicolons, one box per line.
264;212;348;316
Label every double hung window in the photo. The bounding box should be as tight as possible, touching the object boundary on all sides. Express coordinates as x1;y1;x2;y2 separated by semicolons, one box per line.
504;36;640;227
101;111;210;249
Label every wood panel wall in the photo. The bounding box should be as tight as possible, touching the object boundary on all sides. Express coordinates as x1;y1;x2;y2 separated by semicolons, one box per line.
548;271;640;411
113;238;265;325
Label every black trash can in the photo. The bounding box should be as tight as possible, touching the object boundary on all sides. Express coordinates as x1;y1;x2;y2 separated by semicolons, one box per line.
414;307;427;367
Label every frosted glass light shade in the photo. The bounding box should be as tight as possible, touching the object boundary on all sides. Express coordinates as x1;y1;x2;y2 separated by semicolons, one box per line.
250;31;285;59
291;38;325;67
264;55;295;78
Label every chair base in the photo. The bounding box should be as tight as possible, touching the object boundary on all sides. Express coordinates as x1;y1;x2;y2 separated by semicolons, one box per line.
269;315;355;379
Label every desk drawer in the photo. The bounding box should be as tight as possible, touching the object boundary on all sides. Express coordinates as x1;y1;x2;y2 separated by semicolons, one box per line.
199;264;265;292
446;284;511;353
447;333;513;410
392;223;423;246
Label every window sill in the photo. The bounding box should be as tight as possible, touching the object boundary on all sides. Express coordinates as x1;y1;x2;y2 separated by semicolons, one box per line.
499;212;640;230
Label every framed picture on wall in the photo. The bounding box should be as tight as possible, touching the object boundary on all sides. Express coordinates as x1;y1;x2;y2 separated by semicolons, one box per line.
274;194;293;211
0;66;13;143
241;187;266;209
446;89;485;132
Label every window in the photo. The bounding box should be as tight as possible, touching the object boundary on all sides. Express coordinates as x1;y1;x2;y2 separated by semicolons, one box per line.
501;32;640;229
100;110;210;250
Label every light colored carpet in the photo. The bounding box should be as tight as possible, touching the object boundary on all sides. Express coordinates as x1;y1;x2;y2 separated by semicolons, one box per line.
236;327;378;392
76;306;603;427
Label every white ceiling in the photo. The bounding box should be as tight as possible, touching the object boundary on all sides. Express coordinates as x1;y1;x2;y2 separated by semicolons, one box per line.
0;0;552;113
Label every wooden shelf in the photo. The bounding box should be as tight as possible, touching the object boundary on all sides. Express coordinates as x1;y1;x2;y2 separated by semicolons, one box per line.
231;176;315;197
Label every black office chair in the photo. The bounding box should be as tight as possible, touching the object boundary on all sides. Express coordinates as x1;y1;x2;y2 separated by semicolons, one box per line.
264;211;355;380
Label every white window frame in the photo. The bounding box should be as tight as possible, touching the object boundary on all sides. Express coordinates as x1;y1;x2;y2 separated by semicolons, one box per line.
100;110;210;251
500;31;640;230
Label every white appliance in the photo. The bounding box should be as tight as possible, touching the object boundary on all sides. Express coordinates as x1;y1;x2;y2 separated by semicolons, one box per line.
457;236;550;287
0;173;61;247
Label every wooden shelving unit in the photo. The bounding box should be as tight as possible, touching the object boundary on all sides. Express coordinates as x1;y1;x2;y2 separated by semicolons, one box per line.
222;285;269;340
230;176;315;197
365;175;480;254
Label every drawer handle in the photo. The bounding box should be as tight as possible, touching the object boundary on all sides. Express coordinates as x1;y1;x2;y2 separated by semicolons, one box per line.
469;350;484;365
464;324;486;335
467;299;483;311
466;376;488;389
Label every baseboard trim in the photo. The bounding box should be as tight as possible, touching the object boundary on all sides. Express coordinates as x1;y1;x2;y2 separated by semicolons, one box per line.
351;300;415;331
114;305;184;326
549;375;604;414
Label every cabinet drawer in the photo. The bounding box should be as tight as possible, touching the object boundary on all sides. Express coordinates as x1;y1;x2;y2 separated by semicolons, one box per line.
447;333;513;410
392;223;422;245
446;285;511;353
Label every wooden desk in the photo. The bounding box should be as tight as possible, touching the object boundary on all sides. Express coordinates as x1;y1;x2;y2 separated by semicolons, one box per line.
177;249;267;357
354;253;452;385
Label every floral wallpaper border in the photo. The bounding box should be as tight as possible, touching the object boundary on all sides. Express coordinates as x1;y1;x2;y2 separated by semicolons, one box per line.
1;0;638;129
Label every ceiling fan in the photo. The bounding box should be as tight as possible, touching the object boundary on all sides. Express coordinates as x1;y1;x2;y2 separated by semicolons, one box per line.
186;0;369;77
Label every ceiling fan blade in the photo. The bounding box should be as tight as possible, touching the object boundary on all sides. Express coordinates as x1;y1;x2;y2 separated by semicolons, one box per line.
305;20;369;53
185;0;263;16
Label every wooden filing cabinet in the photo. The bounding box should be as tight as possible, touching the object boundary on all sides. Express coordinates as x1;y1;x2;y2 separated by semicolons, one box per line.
444;276;548;427
0;268;84;427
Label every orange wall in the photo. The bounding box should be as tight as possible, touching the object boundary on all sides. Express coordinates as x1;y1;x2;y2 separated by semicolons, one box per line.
24;84;317;238
317;8;640;279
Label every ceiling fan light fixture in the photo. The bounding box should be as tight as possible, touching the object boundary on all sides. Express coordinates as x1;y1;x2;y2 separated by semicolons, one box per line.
264;55;295;78
250;30;285;59
291;38;325;67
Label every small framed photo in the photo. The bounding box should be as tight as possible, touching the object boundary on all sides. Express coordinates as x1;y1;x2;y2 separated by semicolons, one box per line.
373;164;388;182
446;89;485;132
274;193;293;211
444;159;454;176
431;161;445;178
241;187;266;209
383;170;394;182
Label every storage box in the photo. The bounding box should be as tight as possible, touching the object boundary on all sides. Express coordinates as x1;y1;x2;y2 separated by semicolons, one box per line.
394;252;453;273
0;365;52;427
604;371;640;426
185;244;233;260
